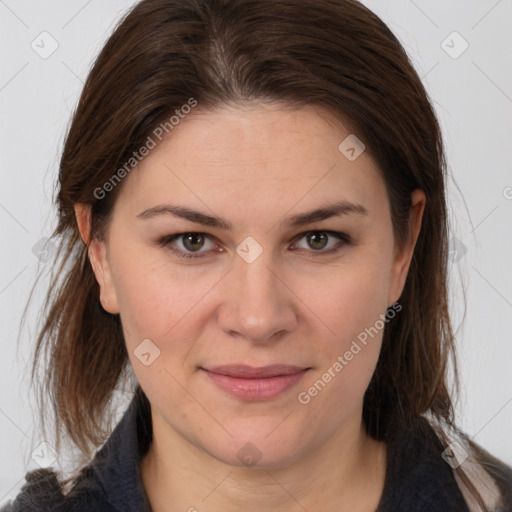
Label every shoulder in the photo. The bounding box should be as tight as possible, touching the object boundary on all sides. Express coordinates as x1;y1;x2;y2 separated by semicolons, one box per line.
0;467;116;512
460;437;512;512
0;469;65;512
379;418;470;511
379;417;512;512
1;391;152;512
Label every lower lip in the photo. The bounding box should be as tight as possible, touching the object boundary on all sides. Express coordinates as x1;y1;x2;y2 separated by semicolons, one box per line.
202;369;309;401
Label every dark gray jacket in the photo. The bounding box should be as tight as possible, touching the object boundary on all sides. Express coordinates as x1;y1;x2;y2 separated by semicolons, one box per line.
2;391;511;511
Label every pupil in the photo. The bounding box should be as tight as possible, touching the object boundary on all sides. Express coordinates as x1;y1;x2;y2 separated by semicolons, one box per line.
183;233;204;251
308;232;327;250
181;232;328;252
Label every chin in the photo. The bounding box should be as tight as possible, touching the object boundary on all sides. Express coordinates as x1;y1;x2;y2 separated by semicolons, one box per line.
196;420;317;470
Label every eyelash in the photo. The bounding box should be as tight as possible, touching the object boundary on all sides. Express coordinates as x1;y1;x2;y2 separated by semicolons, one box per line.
157;231;352;259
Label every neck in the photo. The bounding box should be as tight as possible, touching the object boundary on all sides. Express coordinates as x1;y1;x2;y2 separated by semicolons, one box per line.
140;407;388;512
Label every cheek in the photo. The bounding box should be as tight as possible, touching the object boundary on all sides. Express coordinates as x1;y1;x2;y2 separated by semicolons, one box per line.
110;244;220;343
296;283;387;432
304;258;391;350
111;252;217;403
294;254;391;407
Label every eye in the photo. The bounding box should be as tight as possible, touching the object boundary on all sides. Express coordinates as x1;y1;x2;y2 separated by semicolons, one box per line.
159;232;220;259
158;230;351;260
291;231;351;256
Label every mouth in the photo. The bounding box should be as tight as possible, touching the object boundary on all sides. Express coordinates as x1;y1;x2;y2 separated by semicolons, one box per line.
200;364;311;401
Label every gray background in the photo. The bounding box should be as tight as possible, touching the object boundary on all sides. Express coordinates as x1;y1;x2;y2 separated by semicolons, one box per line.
1;0;511;504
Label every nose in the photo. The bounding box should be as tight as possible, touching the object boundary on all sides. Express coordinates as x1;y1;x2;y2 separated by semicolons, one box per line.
217;252;298;343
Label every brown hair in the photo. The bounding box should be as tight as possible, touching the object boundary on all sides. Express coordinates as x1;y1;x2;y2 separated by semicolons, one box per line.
26;0;491;507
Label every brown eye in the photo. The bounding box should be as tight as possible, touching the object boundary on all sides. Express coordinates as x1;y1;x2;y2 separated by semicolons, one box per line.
291;231;351;256
158;232;219;259
181;233;206;252
306;232;329;250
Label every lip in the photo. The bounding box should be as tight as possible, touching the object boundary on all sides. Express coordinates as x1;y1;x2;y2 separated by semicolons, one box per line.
200;364;310;401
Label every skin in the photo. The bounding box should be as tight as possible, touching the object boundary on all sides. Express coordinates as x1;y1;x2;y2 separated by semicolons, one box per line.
75;102;425;512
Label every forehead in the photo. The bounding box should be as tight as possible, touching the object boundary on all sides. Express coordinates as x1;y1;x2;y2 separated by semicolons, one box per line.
113;103;387;223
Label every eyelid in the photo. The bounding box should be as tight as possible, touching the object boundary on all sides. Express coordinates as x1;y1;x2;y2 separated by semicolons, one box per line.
290;230;349;245
160;232;220;257
159;230;351;259
289;230;351;256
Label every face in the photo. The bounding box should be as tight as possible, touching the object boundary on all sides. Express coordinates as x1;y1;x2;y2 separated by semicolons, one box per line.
80;103;424;468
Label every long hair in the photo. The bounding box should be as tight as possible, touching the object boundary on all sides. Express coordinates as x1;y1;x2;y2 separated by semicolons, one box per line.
26;0;500;508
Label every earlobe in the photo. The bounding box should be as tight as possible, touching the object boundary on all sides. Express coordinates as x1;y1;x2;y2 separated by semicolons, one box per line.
387;189;426;306
73;203;120;314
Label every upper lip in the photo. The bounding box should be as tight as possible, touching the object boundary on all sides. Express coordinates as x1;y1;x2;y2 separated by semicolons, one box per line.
203;364;309;379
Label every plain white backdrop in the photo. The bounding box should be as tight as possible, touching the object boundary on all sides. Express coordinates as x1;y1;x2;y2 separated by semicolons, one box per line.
1;0;511;504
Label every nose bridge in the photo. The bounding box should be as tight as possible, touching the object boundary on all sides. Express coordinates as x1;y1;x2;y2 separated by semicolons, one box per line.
238;251;275;301
222;247;297;342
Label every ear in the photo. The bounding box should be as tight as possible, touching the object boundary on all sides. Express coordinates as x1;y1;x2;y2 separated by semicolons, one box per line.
387;189;426;306
74;203;120;314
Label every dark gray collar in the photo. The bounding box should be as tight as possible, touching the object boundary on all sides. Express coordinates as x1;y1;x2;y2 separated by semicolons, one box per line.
90;388;153;512
87;389;511;512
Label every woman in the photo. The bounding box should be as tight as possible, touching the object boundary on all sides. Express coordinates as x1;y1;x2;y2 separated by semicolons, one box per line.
3;0;511;511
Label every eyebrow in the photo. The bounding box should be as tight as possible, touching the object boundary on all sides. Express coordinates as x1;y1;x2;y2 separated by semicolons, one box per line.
136;200;368;230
